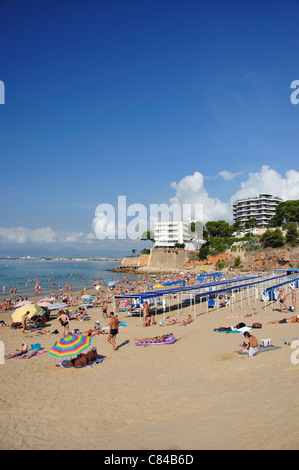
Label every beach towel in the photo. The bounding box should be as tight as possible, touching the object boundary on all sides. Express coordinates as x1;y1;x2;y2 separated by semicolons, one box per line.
214;326;253;334
226;313;256;319
235;345;281;356
102;324;126;330
15;350;48;359
135;335;177;346
55;357;105;368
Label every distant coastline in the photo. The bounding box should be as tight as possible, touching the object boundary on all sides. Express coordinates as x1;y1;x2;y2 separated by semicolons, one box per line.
0;256;123;262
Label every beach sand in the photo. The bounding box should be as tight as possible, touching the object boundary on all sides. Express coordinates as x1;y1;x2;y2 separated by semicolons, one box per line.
0;284;298;450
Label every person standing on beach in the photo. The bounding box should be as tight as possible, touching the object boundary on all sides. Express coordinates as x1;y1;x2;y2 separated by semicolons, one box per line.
102;300;108;318
21;312;30;333
107;312;119;351
291;287;297;312
279;288;287;312
57;310;70;337
142;301;150;327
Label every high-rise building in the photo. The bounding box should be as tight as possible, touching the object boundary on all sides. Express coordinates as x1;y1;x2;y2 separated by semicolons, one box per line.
232;194;282;226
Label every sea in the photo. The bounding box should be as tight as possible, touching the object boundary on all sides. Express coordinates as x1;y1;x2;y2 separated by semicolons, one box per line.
0;258;137;300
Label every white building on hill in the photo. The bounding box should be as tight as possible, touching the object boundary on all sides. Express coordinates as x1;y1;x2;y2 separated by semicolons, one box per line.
232;194;282;226
153;221;191;249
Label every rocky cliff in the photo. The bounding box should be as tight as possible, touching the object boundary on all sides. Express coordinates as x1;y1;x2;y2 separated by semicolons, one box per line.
119;247;299;273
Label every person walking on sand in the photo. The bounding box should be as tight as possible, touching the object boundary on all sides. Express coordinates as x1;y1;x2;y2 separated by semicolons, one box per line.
107;312;119;351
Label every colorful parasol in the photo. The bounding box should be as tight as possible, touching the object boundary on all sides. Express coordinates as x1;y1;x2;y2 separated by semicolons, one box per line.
12;304;37;322
47;302;69;310
48;334;92;358
37;301;52;308
13;300;33;309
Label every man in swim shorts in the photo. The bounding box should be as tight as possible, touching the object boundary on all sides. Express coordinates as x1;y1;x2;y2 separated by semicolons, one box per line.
267;315;299;324
279;288;287;312
107;312;119;351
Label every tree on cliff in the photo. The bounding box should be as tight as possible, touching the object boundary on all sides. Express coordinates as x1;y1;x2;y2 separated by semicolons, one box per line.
269;200;299;226
285;222;299;246
141;231;155;241
260;228;285;248
205;220;233;238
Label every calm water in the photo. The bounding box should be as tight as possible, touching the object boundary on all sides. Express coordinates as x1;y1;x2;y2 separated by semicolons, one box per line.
0;259;133;299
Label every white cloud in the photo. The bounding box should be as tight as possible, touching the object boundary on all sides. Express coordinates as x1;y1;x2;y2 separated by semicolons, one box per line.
231;165;299;203
0;227;56;245
169;166;299;225
0;227;96;245
217;170;242;180
170;171;232;223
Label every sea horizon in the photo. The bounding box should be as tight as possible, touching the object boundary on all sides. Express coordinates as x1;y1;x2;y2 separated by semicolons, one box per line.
0;258;140;300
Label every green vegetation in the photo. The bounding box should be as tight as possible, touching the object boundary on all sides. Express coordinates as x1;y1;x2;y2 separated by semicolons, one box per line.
193;199;299;260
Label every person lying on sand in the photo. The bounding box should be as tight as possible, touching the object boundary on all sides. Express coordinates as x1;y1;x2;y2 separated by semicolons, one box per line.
267;315;299;324
5;340;29;358
134;333;173;343
82;327;107;337
214;322;246;332
16;349;40;359
159;318;180;326
179;315;194;326
63;347;99;368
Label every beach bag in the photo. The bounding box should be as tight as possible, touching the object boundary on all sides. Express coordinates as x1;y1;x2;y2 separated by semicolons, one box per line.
252;322;262;329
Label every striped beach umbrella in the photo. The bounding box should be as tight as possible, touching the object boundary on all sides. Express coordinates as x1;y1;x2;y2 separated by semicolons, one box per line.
48;334;92;358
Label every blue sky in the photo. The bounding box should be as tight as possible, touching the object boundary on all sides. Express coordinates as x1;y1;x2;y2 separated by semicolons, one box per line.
0;0;298;256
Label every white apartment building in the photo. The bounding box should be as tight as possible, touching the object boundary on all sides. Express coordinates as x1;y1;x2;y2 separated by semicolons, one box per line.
233;194;283;226
153;221;193;249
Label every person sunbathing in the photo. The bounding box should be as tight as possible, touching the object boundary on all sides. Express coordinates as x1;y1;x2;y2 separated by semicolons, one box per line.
160;318;180;326
267;315;299;324
5;340;29;358
63;347;98;368
134;333;173;343
179;315;194;326
214;322;246;332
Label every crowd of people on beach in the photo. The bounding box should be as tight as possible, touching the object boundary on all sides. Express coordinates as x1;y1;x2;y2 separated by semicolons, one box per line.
1;269;298;362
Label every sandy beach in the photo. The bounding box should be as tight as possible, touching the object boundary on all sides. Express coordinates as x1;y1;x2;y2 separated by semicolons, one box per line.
0;276;298;451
